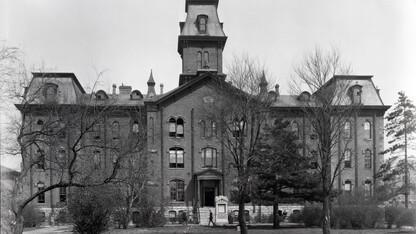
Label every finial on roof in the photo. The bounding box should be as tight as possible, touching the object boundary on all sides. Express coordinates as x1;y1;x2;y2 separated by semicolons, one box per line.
260;70;267;85
147;69;155;86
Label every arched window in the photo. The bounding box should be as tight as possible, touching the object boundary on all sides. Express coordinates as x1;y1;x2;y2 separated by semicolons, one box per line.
200;120;206;137
344;121;351;139
197;52;202;69
169;210;177;222
93;123;101;140
37;149;45;170
59;187;66;202
344;180;352;192
112;121;120;139
199;17;207;33
310;121;317;140
169;147;184;168
211;121;217;137
93;150;101;170
344;149;351;168
45;84;58;102
202;147;217;168
364;179;372;197
364;121;372;139
169;118;176;137
132;120;139;134
310;150;318;169
348;85;362;104
149;117;154;144
203;51;209;68
37;119;44;125
169;180;185;201
176;118;184;137
364;149;372;169
292;122;300;139
37;182;45;203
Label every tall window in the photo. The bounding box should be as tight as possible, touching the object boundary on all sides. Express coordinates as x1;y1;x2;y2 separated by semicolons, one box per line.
344;150;351;168
149;117;154;144
93;123;101;140
58;149;66;166
310;121;317;140
168;117;184;137
45;85;58;102
197;52;202;69
169;118;176;137
310;150;318;169
202;147;217;168
203;51;209;68
200;120;206;137
349;85;362;104
112;121;120;139
93;150;101;170
211;121;217;137
199;17;207;34
170;180;185;202
132;120;139;134
292;122;300;139
37;182;45;203
344;180;352;192
344;121;351;139
37;149;45;170
176;118;184;137
169;147;184;168
364;149;372;169
364;180;372;197
59;187;66;202
364;121;372;139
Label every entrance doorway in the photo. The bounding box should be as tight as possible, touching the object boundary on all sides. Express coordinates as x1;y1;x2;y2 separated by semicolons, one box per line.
203;188;215;207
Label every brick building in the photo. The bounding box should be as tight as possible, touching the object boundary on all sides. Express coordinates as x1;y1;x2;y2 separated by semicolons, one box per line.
17;0;389;224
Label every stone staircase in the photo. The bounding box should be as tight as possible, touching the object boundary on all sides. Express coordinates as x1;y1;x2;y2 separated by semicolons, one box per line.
199;207;215;225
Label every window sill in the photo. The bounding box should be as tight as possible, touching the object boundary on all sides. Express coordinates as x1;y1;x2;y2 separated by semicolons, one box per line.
169;167;184;170
170;201;185;205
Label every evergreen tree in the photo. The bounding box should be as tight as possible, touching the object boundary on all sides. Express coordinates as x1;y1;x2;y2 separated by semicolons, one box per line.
252;118;320;228
379;91;416;208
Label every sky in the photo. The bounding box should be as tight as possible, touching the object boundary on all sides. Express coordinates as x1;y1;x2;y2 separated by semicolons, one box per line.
1;0;416;170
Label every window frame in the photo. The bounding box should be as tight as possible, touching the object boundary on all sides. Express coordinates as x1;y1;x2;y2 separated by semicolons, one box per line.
37;182;45;203
344;149;352;168
344;180;352;192
344;121;352;139
364;149;372;169
197;15;208;34
169;147;184;168
93;150;101;170
112;121;120;139
169;180;185;202
202;147;217;168
364;121;372;139
37;149;45;170
59;187;66;202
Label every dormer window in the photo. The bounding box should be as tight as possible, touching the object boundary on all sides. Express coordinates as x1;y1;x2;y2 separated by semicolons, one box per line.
130;90;143;100
298;91;311;101
95;90;108;100
197;15;208;34
348;85;363;104
43;83;58;103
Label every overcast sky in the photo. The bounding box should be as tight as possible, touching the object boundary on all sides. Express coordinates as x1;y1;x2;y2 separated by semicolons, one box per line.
1;0;416;170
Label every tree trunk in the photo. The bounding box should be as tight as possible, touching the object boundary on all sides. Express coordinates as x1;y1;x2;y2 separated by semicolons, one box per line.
123;201;131;229
238;192;248;234
273;202;280;229
13;211;24;234
322;192;331;234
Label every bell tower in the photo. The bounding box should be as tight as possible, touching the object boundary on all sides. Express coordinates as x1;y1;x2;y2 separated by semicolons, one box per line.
178;0;227;86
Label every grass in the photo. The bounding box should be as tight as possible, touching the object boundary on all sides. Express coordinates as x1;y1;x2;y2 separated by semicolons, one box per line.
105;226;416;234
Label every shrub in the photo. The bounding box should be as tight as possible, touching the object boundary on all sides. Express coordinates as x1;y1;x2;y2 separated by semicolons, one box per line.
396;209;416;228
385;206;402;228
299;204;322;227
331;205;383;229
54;208;71;225
68;186;116;234
289;211;301;223
135;200;166;227
22;204;44;227
228;212;233;224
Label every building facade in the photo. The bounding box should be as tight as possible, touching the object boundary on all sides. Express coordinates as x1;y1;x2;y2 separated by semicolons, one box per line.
17;0;389;224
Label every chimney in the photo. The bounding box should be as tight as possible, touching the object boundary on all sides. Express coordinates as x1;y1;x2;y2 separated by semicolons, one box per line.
376;86;380;96
119;83;132;95
112;84;116;95
160;83;164;95
275;84;280;96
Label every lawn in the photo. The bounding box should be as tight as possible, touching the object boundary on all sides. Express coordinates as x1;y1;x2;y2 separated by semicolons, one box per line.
105;226;415;234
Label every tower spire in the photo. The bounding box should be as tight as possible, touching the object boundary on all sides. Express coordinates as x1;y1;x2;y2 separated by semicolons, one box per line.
146;69;156;100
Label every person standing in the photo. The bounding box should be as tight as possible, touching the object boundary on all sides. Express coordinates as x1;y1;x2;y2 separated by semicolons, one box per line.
208;210;215;226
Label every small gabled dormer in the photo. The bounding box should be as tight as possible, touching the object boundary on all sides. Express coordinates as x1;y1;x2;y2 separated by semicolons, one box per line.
348;84;363;105
130;90;143;100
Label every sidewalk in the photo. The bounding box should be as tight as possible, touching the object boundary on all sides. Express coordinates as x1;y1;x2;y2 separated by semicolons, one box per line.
23;225;73;234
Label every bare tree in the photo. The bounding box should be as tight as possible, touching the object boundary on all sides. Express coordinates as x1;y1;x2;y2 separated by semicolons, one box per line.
290;47;357;234
7;70;146;234
204;54;272;234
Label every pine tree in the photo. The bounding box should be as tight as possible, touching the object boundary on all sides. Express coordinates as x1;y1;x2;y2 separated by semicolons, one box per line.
252;118;320;228
379;91;416;208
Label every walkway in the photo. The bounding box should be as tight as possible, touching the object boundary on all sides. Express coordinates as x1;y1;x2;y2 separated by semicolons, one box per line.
23;225;73;234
